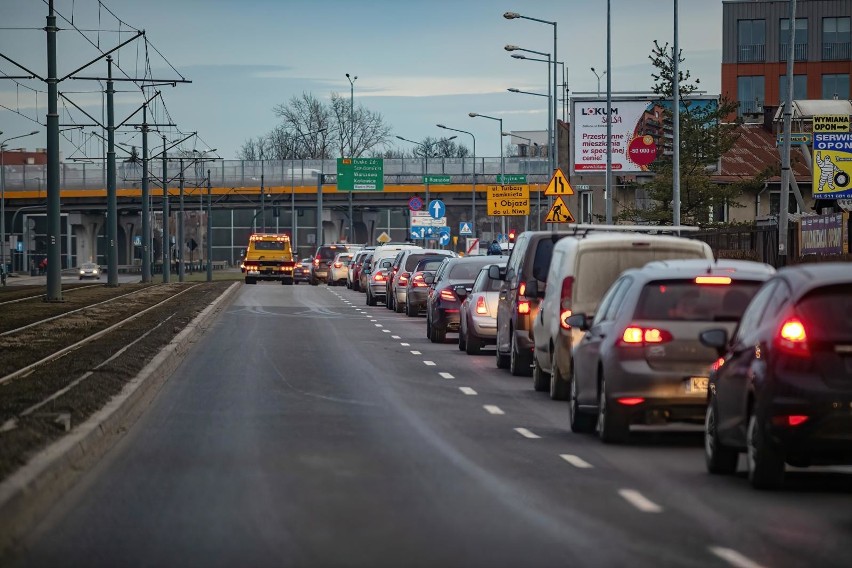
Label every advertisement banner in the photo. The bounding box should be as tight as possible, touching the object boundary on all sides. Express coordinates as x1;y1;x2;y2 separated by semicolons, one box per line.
812;134;852;199
799;212;849;255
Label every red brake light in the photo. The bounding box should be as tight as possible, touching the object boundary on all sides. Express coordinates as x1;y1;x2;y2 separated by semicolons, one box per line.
313;258;319;266
777;317;809;356
617;397;645;406
620;326;673;346
711;357;725;372
560;276;574;309
788;415;809;427
333;261;342;268
519;281;526;296
399;272;410;286
518;299;531;315
695;276;732;285
440;289;457;302
559;309;572;330
373;272;386;282
476;296;488;315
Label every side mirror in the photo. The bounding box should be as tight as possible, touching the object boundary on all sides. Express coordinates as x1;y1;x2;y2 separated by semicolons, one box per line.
488;265;504;280
454;285;469;298
566;313;591;331
699;329;729;356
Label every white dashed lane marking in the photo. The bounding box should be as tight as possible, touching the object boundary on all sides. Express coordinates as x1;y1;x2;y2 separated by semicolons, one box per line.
708;547;766;568
400;343;410;346
392;335;401;339
439;372;454;380
484;405;505;415
382;329;390;333
560;454;594;469
514;428;541;439
410;350;422;355
618;489;663;513
459;387;477;395
374;324;382;327
423;361;436;366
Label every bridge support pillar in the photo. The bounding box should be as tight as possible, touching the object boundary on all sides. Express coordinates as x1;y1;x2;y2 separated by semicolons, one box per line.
69;213;102;265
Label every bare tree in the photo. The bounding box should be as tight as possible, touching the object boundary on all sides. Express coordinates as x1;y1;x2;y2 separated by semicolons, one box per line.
329;92;393;158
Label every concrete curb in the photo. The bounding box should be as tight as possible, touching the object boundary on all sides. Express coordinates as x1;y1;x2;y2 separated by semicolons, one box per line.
0;282;241;557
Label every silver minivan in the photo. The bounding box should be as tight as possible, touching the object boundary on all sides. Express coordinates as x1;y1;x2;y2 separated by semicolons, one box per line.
531;232;714;401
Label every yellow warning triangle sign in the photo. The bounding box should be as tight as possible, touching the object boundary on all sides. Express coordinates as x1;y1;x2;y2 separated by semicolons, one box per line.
544;168;574;196
544;196;575;224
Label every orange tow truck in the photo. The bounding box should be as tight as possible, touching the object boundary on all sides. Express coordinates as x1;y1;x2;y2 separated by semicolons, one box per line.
240;233;295;285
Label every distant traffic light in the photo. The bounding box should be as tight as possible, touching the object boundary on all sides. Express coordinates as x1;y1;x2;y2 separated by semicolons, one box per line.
508;230;516;243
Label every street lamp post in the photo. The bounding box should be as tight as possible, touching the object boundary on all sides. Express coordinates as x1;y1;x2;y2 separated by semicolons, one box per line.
590;67;607;97
505;45;553;176
504;11;557;172
502;131;538;230
346;73;357;243
1;130;40;274
469;112;505;236
510;54;567;121
437;124;476;236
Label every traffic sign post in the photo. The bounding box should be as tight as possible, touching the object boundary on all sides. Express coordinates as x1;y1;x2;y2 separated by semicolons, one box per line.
459;221;473;236
408;196;424;211
337;158;384;191
544;169;574;196
544;196;576;223
437;227;451;246
428;199;446;219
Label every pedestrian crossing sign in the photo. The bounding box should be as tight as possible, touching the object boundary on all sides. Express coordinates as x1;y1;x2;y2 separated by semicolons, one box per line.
544;196;575;224
459;222;473;236
544;168;574;196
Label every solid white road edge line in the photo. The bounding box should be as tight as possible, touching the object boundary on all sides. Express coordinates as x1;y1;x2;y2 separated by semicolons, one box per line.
618;489;663;513
708;547;766;568
560;454;594;469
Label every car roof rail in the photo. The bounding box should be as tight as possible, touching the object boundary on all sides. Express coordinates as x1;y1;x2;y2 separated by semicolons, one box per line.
563;223;701;238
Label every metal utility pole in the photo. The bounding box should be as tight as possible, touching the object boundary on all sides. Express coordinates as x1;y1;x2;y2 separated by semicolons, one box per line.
46;0;61;300
162;135;170;283
605;0;613;225
316;170;323;247
673;0;681;230
347;73;357;243
206;171;213;282
779;0;797;265
260;155;266;232
106;56;118;286
178;159;185;282
141;105;151;282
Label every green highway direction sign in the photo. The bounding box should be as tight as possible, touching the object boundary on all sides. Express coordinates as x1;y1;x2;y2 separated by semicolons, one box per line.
496;174;527;184
337;158;384;191
423;175;451;184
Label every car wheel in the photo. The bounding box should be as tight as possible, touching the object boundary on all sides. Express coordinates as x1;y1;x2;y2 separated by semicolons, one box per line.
283;277;293;285
597;377;629;444
532;356;550;392
747;413;785;490
395;297;405;313
568;365;596;433
310;278;318;286
465;328;482;355
407;301;418;317
426;316;432;339
245;277;256;285
495;340;510;369
705;397;739;474
549;350;569;401
366;291;377;306
510;334;532;377
458;326;467;351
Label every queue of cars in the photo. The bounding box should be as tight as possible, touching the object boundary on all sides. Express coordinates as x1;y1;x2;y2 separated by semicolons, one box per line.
313;232;851;490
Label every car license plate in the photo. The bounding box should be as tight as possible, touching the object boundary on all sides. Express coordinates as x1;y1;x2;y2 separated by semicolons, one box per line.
687;377;709;393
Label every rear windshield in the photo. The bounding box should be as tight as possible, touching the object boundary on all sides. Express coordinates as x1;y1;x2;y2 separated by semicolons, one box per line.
449;262;489;280
634;280;764;322
407;254;447;271
337;256;353;265
414;258;445;272
574;247;706;314
253;241;287;251
796;284;852;341
531;239;557;281
318;246;348;260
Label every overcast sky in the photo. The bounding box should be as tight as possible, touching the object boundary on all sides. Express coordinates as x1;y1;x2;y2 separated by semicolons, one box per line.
0;0;723;159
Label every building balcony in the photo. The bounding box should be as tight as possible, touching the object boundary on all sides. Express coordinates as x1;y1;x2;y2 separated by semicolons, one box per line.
779;43;808;61
822;42;851;61
738;43;766;63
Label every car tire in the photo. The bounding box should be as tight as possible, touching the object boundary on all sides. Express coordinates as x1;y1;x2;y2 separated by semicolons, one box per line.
366;291;377;306
465;329;482;355
568;365;596;433
245;277;257;285
283;277;293;285
426;316;432;339
597;377;630;444
407;301;419;317
747;413;785;490
705;397;739;474
495;340;510;369
532;356;550;392
510;334;532;377
395;297;405;313
549;351;569;401
310;278;318;286
458;327;467;351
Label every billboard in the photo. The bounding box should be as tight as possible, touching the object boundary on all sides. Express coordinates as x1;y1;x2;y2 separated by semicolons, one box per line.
799;212;849;255
570;97;717;175
813;134;852;199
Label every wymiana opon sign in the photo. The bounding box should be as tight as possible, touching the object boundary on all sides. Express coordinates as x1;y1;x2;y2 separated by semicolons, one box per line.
813;115;851;133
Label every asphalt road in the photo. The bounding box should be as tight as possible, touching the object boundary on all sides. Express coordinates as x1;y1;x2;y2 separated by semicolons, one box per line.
13;284;852;568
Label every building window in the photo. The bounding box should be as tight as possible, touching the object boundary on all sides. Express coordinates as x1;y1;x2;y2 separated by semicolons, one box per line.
710;200;728;223
779;18;808;61
580;191;593;224
737;76;765;116
738;19;766;62
769;191;799;216
822;17;850;60
779;74;807;101
822;74;850;99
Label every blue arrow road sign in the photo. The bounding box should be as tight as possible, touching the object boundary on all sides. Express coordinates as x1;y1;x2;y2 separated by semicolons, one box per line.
459;222;472;236
410;227;426;239
428;199;446;220
438;226;451;245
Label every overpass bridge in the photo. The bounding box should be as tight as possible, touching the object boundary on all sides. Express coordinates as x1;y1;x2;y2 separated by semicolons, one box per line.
1;157;554;270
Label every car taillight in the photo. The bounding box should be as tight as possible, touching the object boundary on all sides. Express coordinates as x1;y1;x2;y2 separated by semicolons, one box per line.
711;357;725;372
313;258;319;267
560;276;574;310
559;309;572;330
475;296;488;315
412;274;427;288
519;281;527;296
518;299;531;315
399;272;410;286
440;289;457;302
374;272;386;282
776;317;809;356
334;261;342;268
619;326;673;346
617;397;645;406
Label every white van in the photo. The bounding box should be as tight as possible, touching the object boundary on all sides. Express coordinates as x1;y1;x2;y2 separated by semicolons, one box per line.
531;232;714;400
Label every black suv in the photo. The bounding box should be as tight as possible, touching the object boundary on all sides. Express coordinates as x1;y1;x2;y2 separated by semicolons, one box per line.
493;231;570;376
310;244;349;285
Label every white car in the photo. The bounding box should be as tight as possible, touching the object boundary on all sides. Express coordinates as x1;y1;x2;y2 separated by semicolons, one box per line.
78;262;101;280
328;253;353;286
